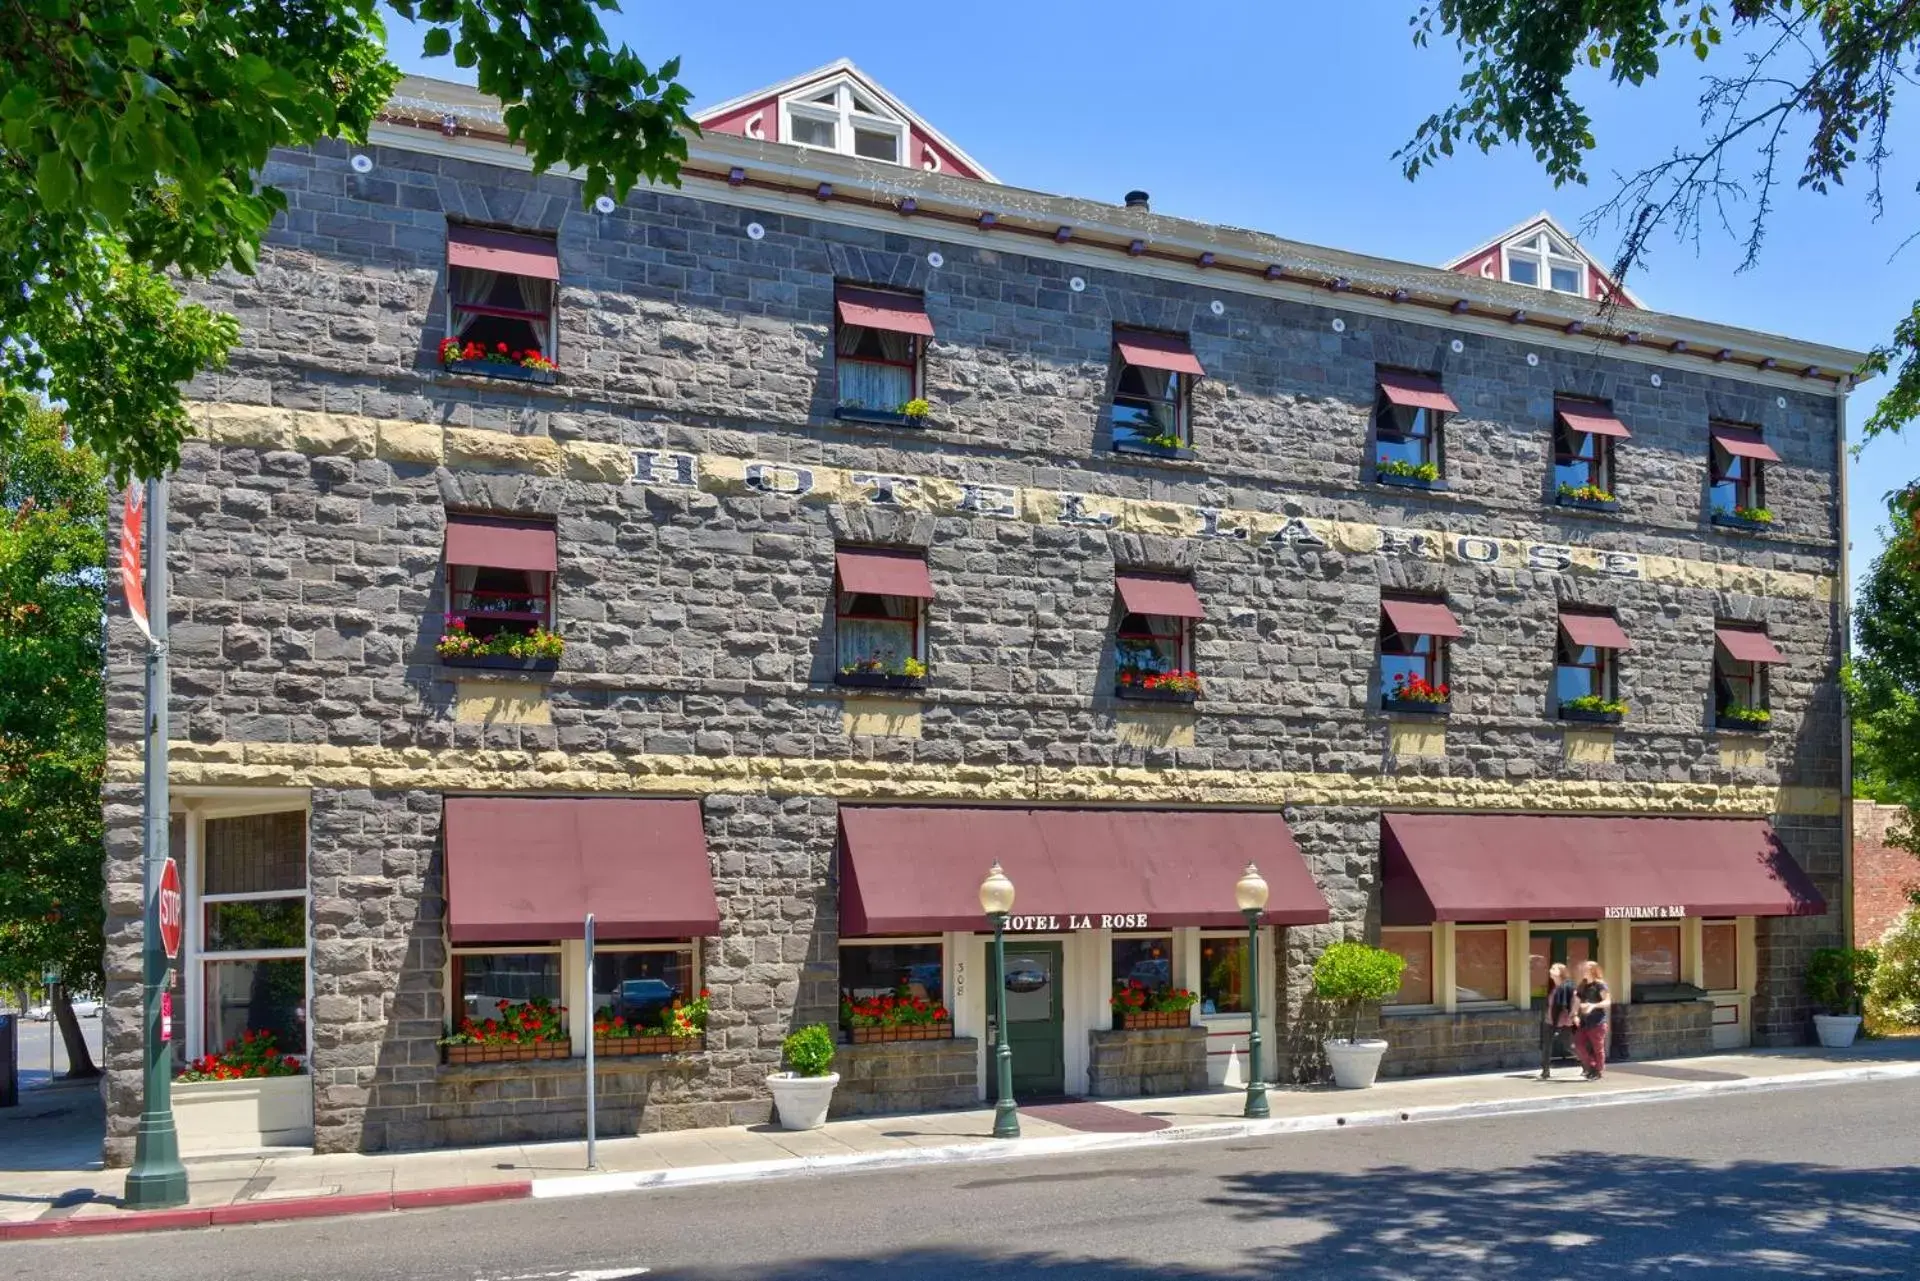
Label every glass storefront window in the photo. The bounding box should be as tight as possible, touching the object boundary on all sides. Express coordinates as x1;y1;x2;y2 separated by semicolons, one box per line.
1454;928;1509;1004
1111;935;1174;993
591;949;694;1030
839;942;943;1006
452;952;562;1024
1702;922;1740;991
204;957;306;1057
1199;936;1248;1015
1630;925;1682;988
198;810;308;1062
1382;928;1434;1006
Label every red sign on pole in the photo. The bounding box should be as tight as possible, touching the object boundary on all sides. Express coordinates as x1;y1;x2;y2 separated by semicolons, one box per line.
157;858;183;962
120;484;151;642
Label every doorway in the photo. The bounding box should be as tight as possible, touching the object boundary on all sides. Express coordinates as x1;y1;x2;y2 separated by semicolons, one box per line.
993;941;1065;1097
1529;929;1599;1002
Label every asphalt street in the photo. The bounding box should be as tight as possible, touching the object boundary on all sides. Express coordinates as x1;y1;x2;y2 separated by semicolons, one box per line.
6;1077;1917;1280
4;1011;104;1089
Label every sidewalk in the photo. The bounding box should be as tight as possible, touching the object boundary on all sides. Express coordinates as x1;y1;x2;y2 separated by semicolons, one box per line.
6;1040;1918;1240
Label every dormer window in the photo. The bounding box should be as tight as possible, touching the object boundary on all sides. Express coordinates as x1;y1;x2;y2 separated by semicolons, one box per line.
1505;229;1585;296
782;77;906;164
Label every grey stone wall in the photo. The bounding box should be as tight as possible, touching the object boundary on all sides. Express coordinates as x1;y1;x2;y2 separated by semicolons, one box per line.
1378;1000;1714;1079
1087;1026;1207;1097
830;1037;980;1117
1613;1000;1717;1063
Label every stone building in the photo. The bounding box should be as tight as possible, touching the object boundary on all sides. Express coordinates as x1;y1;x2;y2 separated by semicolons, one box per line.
102;63;1862;1160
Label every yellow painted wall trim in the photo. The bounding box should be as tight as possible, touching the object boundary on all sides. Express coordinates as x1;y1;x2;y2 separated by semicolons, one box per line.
1113;708;1198;748
1563;729;1617;764
842;699;923;739
1389;722;1447;760
453;680;551;726
1719;739;1770;769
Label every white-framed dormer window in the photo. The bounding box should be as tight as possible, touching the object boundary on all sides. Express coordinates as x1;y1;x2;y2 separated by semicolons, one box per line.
1504;229;1586;297
780;76;907;165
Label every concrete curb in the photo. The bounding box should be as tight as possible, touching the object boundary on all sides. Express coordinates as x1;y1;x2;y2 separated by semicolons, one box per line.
531;1059;1920;1199
0;1180;531;1242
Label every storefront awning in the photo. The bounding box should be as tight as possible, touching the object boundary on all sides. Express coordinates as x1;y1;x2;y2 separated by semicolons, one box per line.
840;807;1330;934
443;797;720;944
1710;425;1781;462
1114;331;1206;378
1716;625;1785;664
1560;611;1632;650
836;547;936;599
835;287;935;338
1381;813;1825;926
444;514;558;573
1380;597;1463;639
1377;370;1459;415
447;225;560;280
1115;572;1206;619
1555;400;1631;440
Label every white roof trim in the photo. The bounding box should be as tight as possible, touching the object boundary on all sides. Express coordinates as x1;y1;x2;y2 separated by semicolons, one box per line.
1444;211;1646;308
692;58;998;183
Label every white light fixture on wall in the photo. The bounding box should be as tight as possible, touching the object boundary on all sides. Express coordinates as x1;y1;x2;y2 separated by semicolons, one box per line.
1527;353;1539;367
349;154;373;174
1211;300;1226;316
1069;276;1086;293
927;251;944;268
1777;396;1787;408
594;195;617;215
746;222;765;241
1331;318;1346;333
1450;339;1465;354
1650;372;1663;388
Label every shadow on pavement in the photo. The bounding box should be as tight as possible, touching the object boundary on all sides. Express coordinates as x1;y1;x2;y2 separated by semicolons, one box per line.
0;1080;105;1176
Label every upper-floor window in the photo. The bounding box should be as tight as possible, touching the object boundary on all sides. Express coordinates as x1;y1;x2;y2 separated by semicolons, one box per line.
1379;596;1461;708
835;287;933;419
783;77;906;163
1553;399;1630;504
442;226;559;378
439;514;561;664
1713;625;1783;728
1112;572;1205;699
834;547;935;684
1110;331;1204;454
1556;610;1632;718
1374;370;1456;485
1505;229;1585;296
1708;423;1779;523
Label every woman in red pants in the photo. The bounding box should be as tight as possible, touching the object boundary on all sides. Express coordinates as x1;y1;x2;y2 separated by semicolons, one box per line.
1572;961;1613;1080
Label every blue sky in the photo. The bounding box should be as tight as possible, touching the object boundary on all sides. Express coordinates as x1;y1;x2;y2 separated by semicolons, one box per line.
390;5;1920;596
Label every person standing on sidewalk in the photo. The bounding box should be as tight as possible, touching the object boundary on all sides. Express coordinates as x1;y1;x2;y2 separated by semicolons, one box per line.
1573;961;1612;1080
1539;962;1576;1080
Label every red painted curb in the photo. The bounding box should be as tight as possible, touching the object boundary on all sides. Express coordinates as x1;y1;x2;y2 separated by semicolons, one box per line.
0;1181;533;1242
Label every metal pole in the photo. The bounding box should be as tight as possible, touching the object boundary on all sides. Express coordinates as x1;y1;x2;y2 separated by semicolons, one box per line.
990;913;1019;1139
126;477;187;1208
1243;907;1269;1119
584;912;596;1170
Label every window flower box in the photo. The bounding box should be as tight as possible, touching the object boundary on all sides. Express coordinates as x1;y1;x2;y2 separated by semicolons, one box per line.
173;1074;314;1155
445;360;558;386
1556;495;1620;513
436;618;564;669
1716;709;1772;732
595;1033;706;1057
1383;695;1451;716
439;338;558;385
834;406;913;426
1112;438;1195;461
849;1022;954;1044
835;671;927;691
1114;684;1198;704
1375;470;1447;491
1559;705;1624;725
440;654;560;672
442;1040;571;1065
1110;981;1198;1029
1711;511;1775;533
1115;670;1200;702
1116;1009;1193;1030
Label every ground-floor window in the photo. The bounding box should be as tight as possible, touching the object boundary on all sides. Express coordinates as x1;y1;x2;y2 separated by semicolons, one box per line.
591;947;696;1031
451;949;564;1027
1111;934;1175;992
838;939;948;1036
193;810;310;1065
1702;920;1740;991
1453;925;1509;1005
1381;927;1435;1007
1198;934;1249;1014
1629;924;1683;990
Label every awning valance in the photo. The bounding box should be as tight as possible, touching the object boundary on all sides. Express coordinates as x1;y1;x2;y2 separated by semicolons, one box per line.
836;287;935;338
840;807;1330;935
836;548;936;599
443;798;719;944
1380;813;1825;926
1115;572;1205;620
444;514;558;573
1555;400;1631;440
1114;331;1206;378
447;225;560;280
1381;597;1463;639
1377;370;1458;415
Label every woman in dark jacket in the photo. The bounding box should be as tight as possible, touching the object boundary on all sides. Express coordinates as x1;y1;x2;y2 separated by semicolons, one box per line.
1573;961;1613;1080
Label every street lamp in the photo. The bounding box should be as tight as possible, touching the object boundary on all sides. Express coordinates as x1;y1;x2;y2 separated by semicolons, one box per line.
1234;861;1270;1119
979;862;1020;1140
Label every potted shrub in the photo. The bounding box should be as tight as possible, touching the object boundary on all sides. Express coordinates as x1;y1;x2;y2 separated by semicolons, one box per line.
1314;941;1406;1089
1807;946;1878;1048
768;1023;839;1130
1109;980;1199;1029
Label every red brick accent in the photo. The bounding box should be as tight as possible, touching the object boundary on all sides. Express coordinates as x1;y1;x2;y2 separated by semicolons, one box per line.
1854;801;1919;946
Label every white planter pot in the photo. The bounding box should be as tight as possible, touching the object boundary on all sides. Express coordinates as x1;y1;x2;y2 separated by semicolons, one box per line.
767;1071;840;1131
1324;1038;1390;1090
172;1074;314;1155
1813;1014;1862;1049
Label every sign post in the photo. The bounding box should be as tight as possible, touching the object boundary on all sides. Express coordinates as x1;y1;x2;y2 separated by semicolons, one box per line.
583;912;597;1171
124;477;187;1210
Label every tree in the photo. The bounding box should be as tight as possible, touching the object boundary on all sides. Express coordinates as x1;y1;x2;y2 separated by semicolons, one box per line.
0;398;107;1076
1400;2;1918;438
1;1;693;480
1848;490;1920;891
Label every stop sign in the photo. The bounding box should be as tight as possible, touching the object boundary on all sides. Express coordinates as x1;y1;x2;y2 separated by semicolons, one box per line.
157;858;183;961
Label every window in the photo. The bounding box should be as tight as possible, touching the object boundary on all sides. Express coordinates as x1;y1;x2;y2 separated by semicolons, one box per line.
1112;934;1175;993
1110;331;1203;451
199;812;308;1061
1115;612;1187;678
1709;423;1776;517
442;514;557;646
834;286;930;416
1381;928;1434;1006
1555;635;1613;706
1373;371;1454;482
1454;927;1509;1004
1714;626;1780;723
592;947;695;1031
1112;573;1205;696
1630;925;1682;989
444;226;559;372
1199;935;1249;1015
1378;597;1460;703
451;950;563;1027
839;941;943;1006
782;76;907;165
1504;229;1586;297
1703;921;1740;991
834;547;935;680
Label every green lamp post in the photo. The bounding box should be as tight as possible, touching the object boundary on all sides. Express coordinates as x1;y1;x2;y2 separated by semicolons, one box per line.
979;862;1020;1140
1235;861;1270;1120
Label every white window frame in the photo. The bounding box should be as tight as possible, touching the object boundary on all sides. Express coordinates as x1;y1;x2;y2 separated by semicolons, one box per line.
779;76;908;165
447;943;567;1038
186;803;312;1063
1380;925;1439;1012
1504;230;1587;298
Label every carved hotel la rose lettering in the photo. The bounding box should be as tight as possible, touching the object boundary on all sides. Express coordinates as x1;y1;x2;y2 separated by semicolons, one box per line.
1004;914;1150;931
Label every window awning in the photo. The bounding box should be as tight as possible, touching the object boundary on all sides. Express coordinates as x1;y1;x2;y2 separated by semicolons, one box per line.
1115;572;1205;620
836;287;935;338
1380;597;1463;639
447;225;560;281
1555;400;1631;440
1381;813;1825;925
1377;370;1459;415
1716;626;1785;664
1710;425;1781;462
1114;331;1206;378
443;798;720;944
836;547;936;599
1560;612;1632;651
840;807;1329;934
444;514;558;573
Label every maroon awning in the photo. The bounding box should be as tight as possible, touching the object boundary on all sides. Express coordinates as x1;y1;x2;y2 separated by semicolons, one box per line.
1560;612;1632;651
836;547;936;599
836;287;935;338
447;225;560;281
1556;400;1631;440
444;515;558;573
1115;572;1205;620
1716;626;1785;664
1711;426;1782;462
839;807;1329;934
1114;331;1206;378
443;797;720;944
1381;813;1825;925
1377;370;1459;415
1380;597;1463;639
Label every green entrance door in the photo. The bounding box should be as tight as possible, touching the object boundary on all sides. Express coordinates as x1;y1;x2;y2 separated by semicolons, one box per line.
994;941;1065;1098
1529;929;1600;1001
